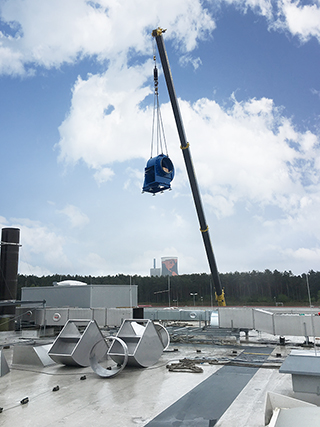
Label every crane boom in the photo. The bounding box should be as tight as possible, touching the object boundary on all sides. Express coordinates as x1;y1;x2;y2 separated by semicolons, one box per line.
152;28;226;306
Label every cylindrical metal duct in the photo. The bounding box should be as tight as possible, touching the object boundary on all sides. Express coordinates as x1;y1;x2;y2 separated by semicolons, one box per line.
0;227;20;330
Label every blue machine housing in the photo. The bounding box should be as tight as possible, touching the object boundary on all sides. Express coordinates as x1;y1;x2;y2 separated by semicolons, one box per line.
142;154;175;194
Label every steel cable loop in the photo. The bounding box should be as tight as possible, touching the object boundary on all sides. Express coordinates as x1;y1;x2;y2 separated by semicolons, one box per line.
151;81;157;158
157;95;169;156
151;39;169;158
89;336;128;378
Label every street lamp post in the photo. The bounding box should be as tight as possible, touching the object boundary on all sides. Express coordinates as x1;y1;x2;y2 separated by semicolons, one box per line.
190;292;198;307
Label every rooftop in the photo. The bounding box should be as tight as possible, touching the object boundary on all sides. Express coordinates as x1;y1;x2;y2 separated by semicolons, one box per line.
1;327;319;426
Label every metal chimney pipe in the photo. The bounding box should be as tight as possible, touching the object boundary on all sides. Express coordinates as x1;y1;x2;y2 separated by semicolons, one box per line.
0;227;20;330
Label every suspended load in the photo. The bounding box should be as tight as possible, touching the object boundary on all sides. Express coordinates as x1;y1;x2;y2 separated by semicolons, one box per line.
142;153;175;194
142;50;174;195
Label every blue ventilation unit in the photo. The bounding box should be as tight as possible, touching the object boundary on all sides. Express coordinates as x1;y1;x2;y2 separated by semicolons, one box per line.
142;154;174;194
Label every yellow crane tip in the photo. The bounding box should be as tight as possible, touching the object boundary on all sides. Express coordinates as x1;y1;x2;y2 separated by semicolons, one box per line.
152;27;167;37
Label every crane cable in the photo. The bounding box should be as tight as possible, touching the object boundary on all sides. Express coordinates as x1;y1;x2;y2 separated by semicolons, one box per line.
150;40;169;159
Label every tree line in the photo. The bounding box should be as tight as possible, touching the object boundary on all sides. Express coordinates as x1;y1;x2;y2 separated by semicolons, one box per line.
17;269;320;306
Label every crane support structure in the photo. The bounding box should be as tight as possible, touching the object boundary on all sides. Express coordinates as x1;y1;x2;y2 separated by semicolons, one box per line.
152;28;226;306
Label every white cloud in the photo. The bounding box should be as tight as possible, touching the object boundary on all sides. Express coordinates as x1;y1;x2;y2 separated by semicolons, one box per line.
179;54;202;70
289;247;320;262
175;95;320;221
0;216;8;226
274;0;320;43
1;218;71;275
80;252;109;276
19;261;52;277
57;204;90;228
57;60;320;221
0;45;25;75
219;0;273;19
0;0;215;76
123;167;143;191
94;167;115;185
57;61;153;168
173;212;189;228
219;0;320;44
1;0;319;277
311;88;320;99
55;61;320;275
203;193;236;218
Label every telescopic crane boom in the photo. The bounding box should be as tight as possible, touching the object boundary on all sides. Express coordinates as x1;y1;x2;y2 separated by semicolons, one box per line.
152;28;226;306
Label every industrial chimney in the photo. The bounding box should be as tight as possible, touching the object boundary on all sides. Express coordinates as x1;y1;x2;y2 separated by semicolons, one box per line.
0;227;20;330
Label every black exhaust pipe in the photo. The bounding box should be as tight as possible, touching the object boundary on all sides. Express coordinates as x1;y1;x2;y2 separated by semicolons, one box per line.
0;227;20;330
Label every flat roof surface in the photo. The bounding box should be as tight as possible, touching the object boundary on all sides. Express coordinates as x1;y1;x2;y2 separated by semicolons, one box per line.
1;330;320;426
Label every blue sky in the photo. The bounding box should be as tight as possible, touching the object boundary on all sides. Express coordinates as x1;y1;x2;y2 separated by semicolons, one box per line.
0;0;319;277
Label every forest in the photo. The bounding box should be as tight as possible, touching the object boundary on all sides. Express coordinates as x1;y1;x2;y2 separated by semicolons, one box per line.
17;269;320;307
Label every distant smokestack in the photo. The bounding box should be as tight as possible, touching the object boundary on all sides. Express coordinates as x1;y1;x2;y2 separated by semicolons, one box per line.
0;228;20;330
153;258;156;269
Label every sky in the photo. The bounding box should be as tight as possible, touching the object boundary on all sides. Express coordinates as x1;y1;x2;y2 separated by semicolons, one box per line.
0;0;320;278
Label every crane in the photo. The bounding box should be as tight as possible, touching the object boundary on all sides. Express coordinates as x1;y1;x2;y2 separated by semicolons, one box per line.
152;27;226;306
